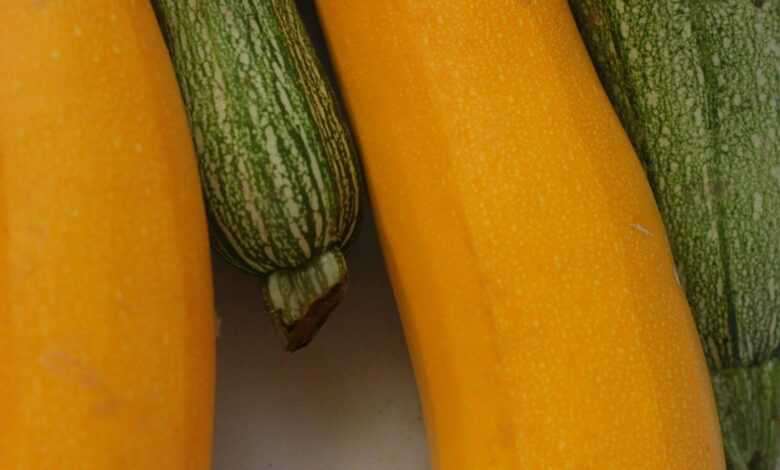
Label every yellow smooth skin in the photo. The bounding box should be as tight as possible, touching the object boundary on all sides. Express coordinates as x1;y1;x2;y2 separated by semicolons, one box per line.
316;1;726;468
0;1;215;468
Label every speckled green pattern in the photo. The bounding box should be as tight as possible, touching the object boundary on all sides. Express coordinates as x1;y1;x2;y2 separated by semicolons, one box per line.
570;0;780;467
154;0;361;349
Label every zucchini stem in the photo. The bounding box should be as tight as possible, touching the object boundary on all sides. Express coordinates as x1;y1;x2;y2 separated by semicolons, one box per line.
263;249;348;351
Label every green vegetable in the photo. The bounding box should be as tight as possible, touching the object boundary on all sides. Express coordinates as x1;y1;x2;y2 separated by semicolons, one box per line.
154;0;362;350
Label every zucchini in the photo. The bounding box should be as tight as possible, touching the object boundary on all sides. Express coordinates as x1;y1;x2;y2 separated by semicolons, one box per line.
154;0;362;350
0;2;215;467
569;1;780;468
315;0;725;468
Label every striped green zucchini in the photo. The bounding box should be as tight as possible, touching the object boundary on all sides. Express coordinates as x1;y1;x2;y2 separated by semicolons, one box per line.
154;0;362;350
569;1;780;468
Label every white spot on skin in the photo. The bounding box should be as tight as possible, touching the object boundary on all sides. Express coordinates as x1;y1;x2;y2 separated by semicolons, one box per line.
712;54;721;66
50;50;61;61
630;223;652;237
733;94;741;106
628;48;638;62
73;26;83;37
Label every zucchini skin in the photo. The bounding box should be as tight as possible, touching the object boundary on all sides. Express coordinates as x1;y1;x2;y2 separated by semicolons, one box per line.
570;1;780;468
154;0;362;350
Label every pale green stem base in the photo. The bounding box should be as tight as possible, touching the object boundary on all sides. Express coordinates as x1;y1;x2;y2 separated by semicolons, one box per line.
263;249;348;351
713;357;780;470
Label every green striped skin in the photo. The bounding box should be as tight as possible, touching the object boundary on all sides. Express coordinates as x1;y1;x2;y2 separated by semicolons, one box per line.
569;1;780;468
154;0;362;350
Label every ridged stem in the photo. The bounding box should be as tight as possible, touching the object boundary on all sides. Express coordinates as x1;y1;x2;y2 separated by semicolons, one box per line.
263;249;348;351
713;357;780;470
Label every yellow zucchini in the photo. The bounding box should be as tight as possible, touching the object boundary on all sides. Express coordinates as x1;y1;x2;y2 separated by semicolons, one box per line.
315;0;726;468
0;1;215;468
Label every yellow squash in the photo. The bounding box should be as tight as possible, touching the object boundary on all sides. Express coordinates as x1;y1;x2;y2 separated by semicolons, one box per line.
315;0;725;468
0;1;215;468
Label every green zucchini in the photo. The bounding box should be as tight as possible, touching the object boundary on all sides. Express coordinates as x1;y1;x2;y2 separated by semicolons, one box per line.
569;0;780;468
154;0;362;350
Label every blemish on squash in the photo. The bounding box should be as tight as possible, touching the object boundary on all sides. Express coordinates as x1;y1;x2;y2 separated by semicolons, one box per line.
38;349;119;417
630;223;652;237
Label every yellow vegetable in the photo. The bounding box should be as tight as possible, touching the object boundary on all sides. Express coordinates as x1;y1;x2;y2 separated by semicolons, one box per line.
315;0;726;468
0;1;215;468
